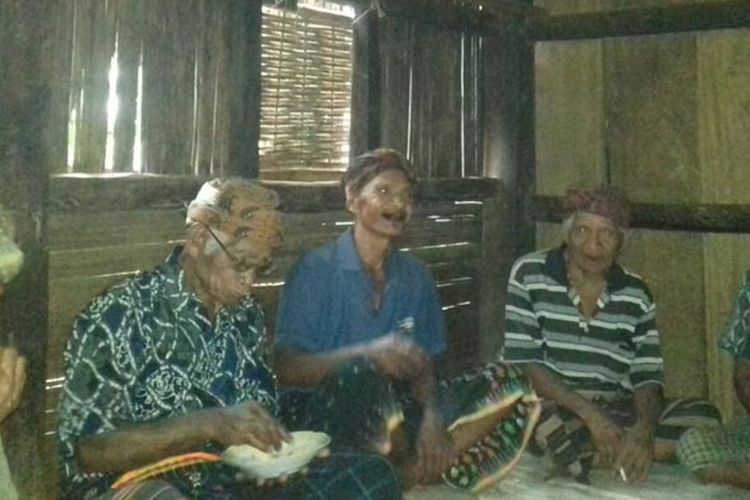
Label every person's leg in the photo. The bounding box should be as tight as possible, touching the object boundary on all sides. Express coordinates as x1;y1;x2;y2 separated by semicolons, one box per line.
655;397;722;461
677;422;750;489
531;399;595;483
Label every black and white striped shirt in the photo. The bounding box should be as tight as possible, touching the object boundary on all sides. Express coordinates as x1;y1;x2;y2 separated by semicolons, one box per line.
502;245;664;396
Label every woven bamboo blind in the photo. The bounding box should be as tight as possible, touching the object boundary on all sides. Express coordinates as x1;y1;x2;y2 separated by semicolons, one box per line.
259;3;354;181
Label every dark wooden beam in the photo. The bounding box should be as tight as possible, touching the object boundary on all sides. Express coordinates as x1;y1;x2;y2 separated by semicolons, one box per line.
50;175;500;214
225;0;263;177
349;3;381;157
532;0;750;41
533;195;750;234
377;0;539;34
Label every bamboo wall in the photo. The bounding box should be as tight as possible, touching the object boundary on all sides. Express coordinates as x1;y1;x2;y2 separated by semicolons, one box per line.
534;0;750;421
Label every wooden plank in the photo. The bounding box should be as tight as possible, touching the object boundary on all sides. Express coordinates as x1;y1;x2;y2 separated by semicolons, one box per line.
349;4;381;157
112;0;143;172
604;32;700;203
378;16;412;156
697;28;750;204
619;228;707;399
49;176;500;213
532;0;750;41
444;304;480;375
533;195;750;233
535;39;605;195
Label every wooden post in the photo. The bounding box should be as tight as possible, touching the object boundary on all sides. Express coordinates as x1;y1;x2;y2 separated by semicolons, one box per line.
0;0;53;497
225;0;263;177
349;2;381;157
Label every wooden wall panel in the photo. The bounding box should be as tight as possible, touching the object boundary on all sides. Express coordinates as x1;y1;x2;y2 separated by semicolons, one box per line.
604;33;700;203
535;39;605;195
697;29;750;204
620;230;706;399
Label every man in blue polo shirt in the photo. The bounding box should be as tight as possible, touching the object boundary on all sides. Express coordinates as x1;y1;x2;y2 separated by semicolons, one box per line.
275;149;540;494
503;185;721;484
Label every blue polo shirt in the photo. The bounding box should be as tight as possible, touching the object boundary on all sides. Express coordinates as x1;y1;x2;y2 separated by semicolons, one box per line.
275;229;446;359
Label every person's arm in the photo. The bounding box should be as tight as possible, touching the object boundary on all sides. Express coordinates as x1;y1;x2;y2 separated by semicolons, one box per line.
614;383;662;482
275;333;429;387
0;347;25;424
617;284;664;481
78;401;288;474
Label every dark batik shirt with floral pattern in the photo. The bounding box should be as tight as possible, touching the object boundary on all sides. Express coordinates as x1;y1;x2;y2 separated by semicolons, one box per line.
720;270;750;361
57;247;277;498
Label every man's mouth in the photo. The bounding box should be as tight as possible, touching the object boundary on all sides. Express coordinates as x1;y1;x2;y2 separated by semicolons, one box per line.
381;211;406;223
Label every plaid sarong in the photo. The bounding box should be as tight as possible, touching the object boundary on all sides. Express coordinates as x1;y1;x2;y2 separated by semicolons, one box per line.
677;421;750;472
281;359;540;494
533;395;722;483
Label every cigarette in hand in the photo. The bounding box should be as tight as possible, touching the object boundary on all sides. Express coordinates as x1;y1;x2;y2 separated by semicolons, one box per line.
618;467;628;482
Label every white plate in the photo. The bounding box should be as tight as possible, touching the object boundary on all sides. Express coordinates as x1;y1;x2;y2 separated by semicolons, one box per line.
222;431;331;479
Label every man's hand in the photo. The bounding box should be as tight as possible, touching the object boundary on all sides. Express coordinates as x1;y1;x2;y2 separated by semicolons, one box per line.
0;347;26;423
209;401;291;452
586;410;623;467
364;333;430;380
614;424;654;483
412;409;455;484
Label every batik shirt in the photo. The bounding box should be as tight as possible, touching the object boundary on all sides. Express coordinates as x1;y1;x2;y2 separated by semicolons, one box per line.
57;247;277;497
719;270;750;361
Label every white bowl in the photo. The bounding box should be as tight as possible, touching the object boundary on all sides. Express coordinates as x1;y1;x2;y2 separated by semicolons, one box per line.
222;431;331;479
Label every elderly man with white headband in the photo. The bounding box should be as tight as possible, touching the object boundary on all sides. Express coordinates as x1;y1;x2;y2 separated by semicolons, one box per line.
503;185;721;485
57;179;401;500
0;205;27;500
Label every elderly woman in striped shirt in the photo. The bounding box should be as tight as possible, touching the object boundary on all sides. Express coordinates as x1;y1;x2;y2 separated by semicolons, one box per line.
502;185;721;484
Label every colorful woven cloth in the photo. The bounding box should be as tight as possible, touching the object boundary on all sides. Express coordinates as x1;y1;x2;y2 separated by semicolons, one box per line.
281;360;540;494
677;421;750;472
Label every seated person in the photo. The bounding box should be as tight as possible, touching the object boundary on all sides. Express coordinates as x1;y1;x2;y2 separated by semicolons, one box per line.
677;270;750;488
0;205;27;500
503;185;721;484
57;179;401;500
274;149;540;493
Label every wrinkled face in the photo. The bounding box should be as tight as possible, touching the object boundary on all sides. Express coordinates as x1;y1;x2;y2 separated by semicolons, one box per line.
198;209;283;309
346;169;413;240
565;211;622;277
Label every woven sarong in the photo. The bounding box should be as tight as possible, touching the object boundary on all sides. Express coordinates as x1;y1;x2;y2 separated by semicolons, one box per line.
281;359;540;493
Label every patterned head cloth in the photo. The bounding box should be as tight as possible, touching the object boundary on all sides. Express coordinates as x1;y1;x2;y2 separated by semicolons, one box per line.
186;179;283;271
341;148;416;194
0;205;24;285
562;185;632;229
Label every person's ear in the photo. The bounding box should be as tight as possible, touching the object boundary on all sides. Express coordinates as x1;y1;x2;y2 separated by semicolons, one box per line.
344;186;359;215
